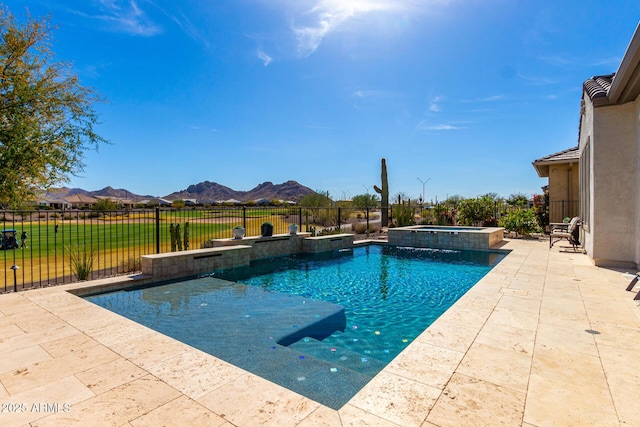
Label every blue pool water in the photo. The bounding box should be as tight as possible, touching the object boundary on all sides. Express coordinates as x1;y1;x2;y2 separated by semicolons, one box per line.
86;245;505;408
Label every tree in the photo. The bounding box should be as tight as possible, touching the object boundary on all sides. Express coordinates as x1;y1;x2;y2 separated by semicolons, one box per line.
0;7;107;208
506;193;529;207
300;191;332;208
351;193;378;209
457;195;495;226
92;198;117;211
171;199;185;209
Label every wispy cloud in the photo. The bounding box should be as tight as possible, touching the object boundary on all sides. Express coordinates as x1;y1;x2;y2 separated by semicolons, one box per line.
291;0;411;57
517;73;558;86
351;89;407;109
257;50;273;66
461;94;505;103
429;95;444;112
68;0;162;36
416;120;466;131
352;90;402;99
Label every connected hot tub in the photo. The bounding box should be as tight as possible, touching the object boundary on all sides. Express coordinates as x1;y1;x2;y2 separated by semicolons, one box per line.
388;225;504;250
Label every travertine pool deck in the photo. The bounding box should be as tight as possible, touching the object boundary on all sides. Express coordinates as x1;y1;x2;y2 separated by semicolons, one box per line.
0;238;639;426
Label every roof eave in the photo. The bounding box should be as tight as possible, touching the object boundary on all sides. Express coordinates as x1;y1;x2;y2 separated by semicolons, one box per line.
608;23;640;104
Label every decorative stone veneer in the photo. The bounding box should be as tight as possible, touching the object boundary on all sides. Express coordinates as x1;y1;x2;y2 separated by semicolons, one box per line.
302;234;354;253
388;226;504;250
140;234;356;283
141;245;251;281
201;233;310;261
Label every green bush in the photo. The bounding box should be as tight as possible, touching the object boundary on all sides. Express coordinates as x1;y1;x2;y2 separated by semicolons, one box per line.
458;196;495;226
498;208;541;237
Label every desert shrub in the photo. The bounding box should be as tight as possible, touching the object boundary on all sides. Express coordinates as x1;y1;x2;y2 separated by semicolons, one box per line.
68;245;96;281
393;202;415;227
353;222;380;234
498;208;541;237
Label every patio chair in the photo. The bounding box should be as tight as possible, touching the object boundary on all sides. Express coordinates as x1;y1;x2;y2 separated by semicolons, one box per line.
549;217;581;250
625;273;640;300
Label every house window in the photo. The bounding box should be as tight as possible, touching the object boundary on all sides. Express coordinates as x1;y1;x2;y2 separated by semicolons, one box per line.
579;140;590;231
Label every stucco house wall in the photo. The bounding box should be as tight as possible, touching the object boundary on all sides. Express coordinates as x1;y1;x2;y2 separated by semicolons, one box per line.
586;101;637;267
547;163;579;222
636;99;640;269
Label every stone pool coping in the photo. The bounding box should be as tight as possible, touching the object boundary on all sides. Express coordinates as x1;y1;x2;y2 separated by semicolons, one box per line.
0;238;639;425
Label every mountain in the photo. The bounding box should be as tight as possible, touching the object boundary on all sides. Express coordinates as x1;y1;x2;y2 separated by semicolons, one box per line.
49;181;315;203
49;186;154;201
164;180;315;202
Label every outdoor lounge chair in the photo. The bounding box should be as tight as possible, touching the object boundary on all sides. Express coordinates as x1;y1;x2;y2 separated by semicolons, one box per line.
626;273;640;300
549;217;581;250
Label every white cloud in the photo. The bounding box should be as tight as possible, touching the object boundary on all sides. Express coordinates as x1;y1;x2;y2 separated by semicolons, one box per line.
461;94;504;103
429;95;444;112
90;0;162;36
416;120;464;131
257;50;273;66
291;0;410;57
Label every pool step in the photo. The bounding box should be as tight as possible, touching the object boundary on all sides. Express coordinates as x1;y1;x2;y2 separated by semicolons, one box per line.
288;336;387;378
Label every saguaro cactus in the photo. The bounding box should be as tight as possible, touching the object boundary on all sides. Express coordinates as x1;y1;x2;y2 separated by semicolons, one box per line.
183;222;189;250
170;223;176;252
373;157;389;226
176;223;183;251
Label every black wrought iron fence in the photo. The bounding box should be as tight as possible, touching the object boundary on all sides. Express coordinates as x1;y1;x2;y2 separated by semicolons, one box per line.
548;200;579;224
1;201;572;292
0;206;384;292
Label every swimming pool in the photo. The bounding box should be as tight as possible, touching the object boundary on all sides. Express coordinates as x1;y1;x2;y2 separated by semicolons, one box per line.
86;244;506;409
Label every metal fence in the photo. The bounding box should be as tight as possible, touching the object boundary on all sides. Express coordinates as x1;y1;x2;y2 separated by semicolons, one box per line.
548;200;579;224
0;200;571;292
0;206;383;292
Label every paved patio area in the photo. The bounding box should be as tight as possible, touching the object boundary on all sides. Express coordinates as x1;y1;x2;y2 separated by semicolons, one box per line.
0;238;638;426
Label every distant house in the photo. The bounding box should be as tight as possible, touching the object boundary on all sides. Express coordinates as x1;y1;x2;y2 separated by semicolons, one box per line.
37;197;71;210
532;146;580;223
577;23;640;268
64;194;97;209
224;199;242;206
198;198;219;206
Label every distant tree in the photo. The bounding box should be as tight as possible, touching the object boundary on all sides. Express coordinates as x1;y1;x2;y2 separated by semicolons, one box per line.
507;193;529;207
444;195;464;206
171;199;185;209
351;193;379;209
0;7;108;208
300;191;332;208
93;198;117;211
392;192;409;204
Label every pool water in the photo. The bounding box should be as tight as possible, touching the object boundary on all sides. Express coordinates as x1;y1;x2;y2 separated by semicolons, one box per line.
86;245;505;408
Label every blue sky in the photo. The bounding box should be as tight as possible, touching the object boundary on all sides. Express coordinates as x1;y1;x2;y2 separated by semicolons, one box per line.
8;1;640;201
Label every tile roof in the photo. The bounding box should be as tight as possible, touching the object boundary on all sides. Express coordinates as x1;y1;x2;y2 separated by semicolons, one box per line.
533;146;579;163
583;73;615;101
532;146;579;178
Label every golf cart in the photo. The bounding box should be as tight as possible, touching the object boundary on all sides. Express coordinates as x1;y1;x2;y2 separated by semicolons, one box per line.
1;229;19;249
